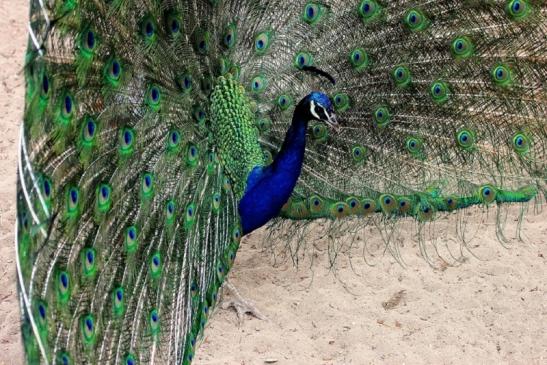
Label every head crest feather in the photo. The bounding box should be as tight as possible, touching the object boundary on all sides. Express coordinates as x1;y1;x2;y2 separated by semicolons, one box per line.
302;66;336;85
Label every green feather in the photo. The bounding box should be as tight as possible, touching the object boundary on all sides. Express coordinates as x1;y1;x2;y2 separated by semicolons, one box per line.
17;1;545;364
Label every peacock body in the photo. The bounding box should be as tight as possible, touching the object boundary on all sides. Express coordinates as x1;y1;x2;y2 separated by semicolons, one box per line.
16;0;545;363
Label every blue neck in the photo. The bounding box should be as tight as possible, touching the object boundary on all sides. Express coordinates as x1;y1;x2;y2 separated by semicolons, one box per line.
238;104;309;234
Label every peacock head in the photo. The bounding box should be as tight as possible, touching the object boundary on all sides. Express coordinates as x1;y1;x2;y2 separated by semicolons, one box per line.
304;92;339;130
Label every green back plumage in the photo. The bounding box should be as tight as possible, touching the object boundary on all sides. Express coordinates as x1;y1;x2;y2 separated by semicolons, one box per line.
17;0;545;364
211;76;265;198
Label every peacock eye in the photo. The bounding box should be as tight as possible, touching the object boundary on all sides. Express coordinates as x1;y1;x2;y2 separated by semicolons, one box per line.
127;226;136;240
512;132;530;154
142;17;156;39
479;185;497;204
105;58;122;84
42;73;49;94
124;131;131;144
194;30;211;54
392;65;411;87
147;85;161;107
42;178;52;197
456;129;475;149
348;48;369;71
84;29;96;51
491;64;513;87
506;0;530;20
83;117;96;141
142;173;153;195
294;51;313;69
171;19;180;32
513;1;521;11
359;0;381;22
451;36;474;59
170;131;179;144
250;75;268;93
100;185;110;199
303;3;324;25
111;60;120;77
223;23;237;48
63;95;73;116
69;188;78;203
254;31;272;54
404;9;429;31
373;106;391;127
176;73;192;93
430;80;449;104
496;67;505;79
406;137;422;153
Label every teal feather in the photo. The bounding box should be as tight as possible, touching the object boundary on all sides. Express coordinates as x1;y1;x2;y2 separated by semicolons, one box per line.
17;0;546;364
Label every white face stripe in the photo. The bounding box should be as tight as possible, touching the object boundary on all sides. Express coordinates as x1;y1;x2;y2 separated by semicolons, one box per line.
310;99;339;129
310;100;321;120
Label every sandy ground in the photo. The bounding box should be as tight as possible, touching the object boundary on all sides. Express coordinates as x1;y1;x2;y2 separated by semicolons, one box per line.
0;1;545;364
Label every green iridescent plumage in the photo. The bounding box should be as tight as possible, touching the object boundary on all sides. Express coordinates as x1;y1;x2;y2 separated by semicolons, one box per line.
210;75;265;198
16;1;545;364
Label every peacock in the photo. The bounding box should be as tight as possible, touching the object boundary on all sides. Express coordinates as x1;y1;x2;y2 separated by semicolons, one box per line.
16;0;545;363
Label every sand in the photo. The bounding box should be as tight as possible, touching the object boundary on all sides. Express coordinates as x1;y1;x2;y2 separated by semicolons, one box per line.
0;1;545;364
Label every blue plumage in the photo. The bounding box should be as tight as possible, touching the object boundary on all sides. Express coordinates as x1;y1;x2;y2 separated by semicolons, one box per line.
240;93;334;233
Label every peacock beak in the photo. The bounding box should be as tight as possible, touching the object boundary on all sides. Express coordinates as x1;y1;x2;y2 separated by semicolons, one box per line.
325;113;340;132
